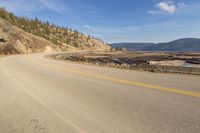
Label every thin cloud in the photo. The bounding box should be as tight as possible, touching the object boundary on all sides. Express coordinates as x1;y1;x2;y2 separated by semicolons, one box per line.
178;2;187;9
156;1;176;14
148;10;160;14
0;0;44;13
83;25;91;29
0;0;67;14
149;1;187;14
39;0;66;13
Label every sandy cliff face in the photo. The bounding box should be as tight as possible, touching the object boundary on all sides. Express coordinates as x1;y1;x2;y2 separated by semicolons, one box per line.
0;18;110;55
0;18;61;54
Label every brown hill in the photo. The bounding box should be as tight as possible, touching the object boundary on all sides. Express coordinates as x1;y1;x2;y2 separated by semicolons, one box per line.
0;8;110;55
0;18;61;54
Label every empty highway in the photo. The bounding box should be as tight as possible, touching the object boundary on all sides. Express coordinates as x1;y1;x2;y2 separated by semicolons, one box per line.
0;54;200;133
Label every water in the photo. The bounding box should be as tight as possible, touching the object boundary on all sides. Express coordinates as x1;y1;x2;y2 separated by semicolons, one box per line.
182;63;200;68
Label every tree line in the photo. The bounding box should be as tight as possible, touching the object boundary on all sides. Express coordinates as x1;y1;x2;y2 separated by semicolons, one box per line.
0;7;101;47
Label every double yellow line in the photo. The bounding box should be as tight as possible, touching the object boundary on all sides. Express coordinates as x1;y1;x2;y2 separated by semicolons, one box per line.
39;61;200;99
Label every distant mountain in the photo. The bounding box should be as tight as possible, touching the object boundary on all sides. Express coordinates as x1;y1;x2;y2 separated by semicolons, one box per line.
111;43;155;51
111;38;200;52
142;38;200;52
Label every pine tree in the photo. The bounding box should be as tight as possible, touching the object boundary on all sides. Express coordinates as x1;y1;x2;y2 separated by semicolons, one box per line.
0;7;104;48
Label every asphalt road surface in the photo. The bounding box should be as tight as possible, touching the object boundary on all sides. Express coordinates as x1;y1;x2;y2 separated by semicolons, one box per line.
0;54;200;133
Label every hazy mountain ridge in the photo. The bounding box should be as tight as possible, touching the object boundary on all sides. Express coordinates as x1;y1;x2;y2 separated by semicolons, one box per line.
111;43;155;51
111;38;200;52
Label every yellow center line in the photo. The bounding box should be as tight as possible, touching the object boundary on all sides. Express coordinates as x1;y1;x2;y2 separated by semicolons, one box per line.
35;59;200;98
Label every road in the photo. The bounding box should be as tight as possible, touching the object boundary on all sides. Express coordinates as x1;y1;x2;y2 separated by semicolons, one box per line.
0;54;200;133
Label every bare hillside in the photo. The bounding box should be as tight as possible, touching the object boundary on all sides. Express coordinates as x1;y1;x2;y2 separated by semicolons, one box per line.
0;18;61;54
0;18;110;54
0;8;110;55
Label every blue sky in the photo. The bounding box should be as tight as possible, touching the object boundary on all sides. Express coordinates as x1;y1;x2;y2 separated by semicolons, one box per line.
0;0;200;43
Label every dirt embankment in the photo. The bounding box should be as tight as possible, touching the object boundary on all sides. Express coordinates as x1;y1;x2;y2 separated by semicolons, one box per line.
0;18;61;54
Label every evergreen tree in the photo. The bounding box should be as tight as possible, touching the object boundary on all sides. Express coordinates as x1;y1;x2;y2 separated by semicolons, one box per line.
0;7;105;48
